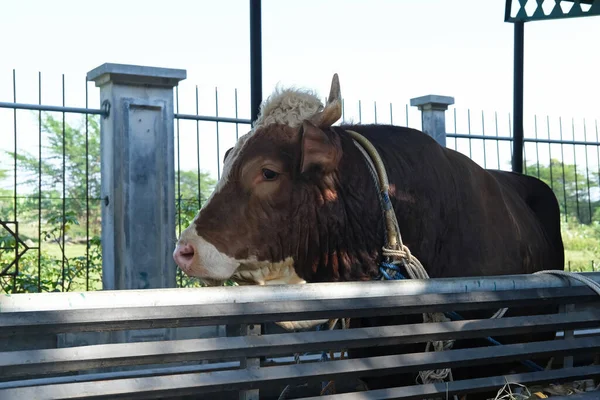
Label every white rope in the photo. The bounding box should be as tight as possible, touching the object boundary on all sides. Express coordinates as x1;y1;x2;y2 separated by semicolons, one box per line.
534;269;600;295
348;129;457;387
278;318;348;399
383;246;456;386
278;351;303;400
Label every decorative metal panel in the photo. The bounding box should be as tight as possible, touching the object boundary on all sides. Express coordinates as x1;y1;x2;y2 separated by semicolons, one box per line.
506;0;599;22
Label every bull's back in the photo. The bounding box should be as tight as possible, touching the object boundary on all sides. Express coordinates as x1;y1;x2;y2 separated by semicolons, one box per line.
487;170;565;273
346;124;564;277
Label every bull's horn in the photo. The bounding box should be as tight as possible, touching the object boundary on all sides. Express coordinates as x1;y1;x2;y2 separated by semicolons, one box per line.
312;73;342;128
327;73;341;106
275;319;329;331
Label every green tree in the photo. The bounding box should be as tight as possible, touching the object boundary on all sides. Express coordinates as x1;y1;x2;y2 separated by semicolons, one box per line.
525;158;600;224
10;114;101;229
2;112;218;293
2;113;102;292
523;159;600;272
176;170;216;229
0;168;12;218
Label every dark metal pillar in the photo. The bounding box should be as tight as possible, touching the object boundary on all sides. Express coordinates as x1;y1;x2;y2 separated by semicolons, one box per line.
512;21;524;173
250;0;262;126
249;0;266;346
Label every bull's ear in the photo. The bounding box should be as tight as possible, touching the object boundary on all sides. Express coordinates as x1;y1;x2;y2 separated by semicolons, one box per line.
300;120;340;174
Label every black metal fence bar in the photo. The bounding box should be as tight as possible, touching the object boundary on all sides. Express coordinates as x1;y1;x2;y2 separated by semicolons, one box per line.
448;133;512;141
0;101;106;116
11;72;17;292
449;108;600;235
448;133;600;147
174;112;251;124
172;82;253;287
36;74;41;293
0;69;108;295
0;102;254;123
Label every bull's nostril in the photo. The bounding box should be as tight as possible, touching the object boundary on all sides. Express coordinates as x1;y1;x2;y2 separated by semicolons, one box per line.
173;243;196;270
180;247;194;260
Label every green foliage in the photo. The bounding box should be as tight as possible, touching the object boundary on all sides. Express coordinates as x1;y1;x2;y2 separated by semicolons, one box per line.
175;170;218;288
522;159;600;271
560;216;600;272
1;112;218;293
0;213;103;293
8;114;101;225
176;170;216;229
524;158;600;224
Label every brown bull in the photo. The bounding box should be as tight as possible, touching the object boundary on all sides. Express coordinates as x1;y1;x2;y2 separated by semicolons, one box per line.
173;74;564;398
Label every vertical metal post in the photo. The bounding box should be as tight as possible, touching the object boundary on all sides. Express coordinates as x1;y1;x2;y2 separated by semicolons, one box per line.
512;21;525;173
560;303;575;368
87;63;186;294
239;323;261;400
87;64;186;344
250;0;262;125
249;0;266;342
410;95;455;147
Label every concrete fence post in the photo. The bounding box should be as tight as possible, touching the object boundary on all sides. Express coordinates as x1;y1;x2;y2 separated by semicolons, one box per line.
87;63;186;292
410;95;455;147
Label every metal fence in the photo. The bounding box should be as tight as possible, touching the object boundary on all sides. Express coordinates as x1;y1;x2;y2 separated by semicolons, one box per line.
1;66;599;294
446;110;600;226
0;71;106;294
2;272;600;399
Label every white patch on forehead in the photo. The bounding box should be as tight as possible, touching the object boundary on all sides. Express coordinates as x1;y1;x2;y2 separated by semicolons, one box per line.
254;87;324;130
197;132;252;216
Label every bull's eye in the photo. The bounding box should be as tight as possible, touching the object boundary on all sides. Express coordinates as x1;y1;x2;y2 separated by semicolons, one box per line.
262;168;279;181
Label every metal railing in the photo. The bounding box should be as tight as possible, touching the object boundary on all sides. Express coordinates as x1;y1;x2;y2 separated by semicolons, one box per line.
1;273;600;399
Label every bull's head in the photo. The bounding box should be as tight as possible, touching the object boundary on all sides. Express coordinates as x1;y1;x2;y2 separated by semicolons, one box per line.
173;74;381;328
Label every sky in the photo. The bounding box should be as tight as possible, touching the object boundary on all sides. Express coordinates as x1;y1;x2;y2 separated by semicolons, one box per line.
1;0;599;187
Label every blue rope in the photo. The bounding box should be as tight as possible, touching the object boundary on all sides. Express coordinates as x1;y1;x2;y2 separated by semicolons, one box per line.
316;323;330;361
378;263;545;372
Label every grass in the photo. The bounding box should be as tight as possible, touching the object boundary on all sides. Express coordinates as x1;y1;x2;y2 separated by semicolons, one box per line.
561;217;600;272
43;241;88;259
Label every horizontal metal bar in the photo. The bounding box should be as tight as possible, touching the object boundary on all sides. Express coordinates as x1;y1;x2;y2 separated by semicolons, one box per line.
556;327;600;338
0;196;103;201
1;337;598;399
3;310;598;378
0;361;240;390
447;133;513;141
300;365;600;400
547;393;600;400
525;137;600;146
0;101;105;116
448;133;600;146
4;272;599;313
1;287;597;337
0;352;334;390
174;113;251;125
